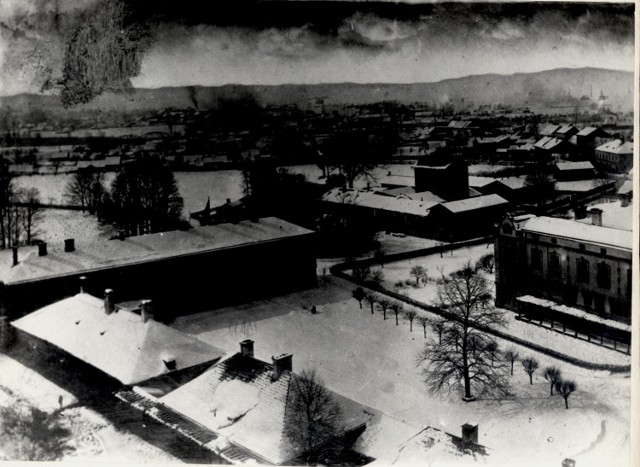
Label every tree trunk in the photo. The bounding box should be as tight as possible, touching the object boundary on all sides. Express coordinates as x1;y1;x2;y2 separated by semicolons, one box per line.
423;326;426;338
409;320;413;332
370;304;374;314
550;382;554;396
529;373;533;385
395;313;398;325
510;361;514;376
358;300;362;309
564;396;569;409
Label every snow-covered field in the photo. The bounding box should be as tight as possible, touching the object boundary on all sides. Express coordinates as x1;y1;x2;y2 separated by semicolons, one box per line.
0;355;179;463
172;276;630;467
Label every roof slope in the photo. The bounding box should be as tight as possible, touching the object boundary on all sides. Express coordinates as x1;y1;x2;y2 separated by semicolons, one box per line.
596;139;633;154
521;216;632;250
555;161;594;171
1;217;313;285
322;188;438;216
12;294;225;385
438;194;508;213
159;353;371;465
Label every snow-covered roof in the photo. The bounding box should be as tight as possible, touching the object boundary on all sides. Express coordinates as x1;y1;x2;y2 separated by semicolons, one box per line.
575;201;633;231
618;180;633;195
322;188;437;216
12;293;225;385
376;186;416;197
438;194;508;214
516;296;631;333
0;217;313;285
555;181;599;193
576;126;598;137
405;190;445;204
534;136;565;151
539;124;561;136
596;139;633;155
159;352;371;465
521;216;632;250
555;161;594;171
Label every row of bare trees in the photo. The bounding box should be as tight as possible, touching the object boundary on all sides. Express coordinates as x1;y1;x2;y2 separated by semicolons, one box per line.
0;165;44;248
520;356;577;409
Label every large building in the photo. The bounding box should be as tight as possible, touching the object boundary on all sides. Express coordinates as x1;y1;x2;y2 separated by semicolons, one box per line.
495;212;632;348
0;217;317;319
594;139;633;173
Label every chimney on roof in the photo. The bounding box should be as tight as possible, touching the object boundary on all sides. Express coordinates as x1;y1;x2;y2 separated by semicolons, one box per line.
574;205;587;219
79;276;86;294
64;238;75;252
461;423;479;445
11;246;18;267
621;196;630;208
140;299;154;323
240;339;254;358
589;208;603;226
104;289;115;315
38;242;47;257
272;353;292;381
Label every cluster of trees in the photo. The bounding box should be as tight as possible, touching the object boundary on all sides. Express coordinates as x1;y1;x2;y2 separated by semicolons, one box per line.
0;164;44;248
64;158;185;236
519;356;577;409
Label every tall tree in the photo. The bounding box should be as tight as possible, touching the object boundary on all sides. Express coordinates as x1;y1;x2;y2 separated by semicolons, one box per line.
17;188;43;245
410;265;427;287
352;287;366;309
285;369;344;464
364;293;378;315
391;302;403;326
504;347;519;376
417;263;510;401
106;158;184;236
64;169;106;213
405;309;417;332
378;297;391;320
418;316;430;338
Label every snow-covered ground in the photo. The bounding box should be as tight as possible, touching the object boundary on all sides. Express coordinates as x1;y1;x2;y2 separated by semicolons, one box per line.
172;276;630;467
0;354;180;463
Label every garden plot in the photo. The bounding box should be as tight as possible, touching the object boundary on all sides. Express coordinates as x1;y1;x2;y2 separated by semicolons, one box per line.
172;276;630;467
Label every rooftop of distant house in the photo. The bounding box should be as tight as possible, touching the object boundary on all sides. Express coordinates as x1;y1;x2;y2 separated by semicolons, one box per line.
436;194;508;214
0;218;314;285
518;216;632;251
575;200;634;232
555;161;595;171
12;293;225;385
322;188;439;216
596;139;633;154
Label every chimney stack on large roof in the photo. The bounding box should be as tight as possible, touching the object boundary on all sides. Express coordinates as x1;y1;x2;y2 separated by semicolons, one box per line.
38;242;47;257
11;246;18;267
272;353;292;381
104;289;115;315
240;339;254;358
140;299;154;323
589;208;603;227
64;238;75;252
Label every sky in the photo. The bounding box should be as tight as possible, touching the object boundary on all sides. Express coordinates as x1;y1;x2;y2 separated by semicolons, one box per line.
0;1;635;96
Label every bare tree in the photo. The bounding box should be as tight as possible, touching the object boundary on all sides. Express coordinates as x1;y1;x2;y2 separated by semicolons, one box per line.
378;297;391;320
352;265;371;282
417;316;430;338
285;369;344;463
17;188;43;244
417;263;510;401
431;319;446;345
390;302;403;326
484;340;500;366
352;287;366;309
0;399;72;460
405;309;417;332
475;253;495;274
410;265;427;287
64;168;105;212
364;293;378;315
555;380;577;409
543;367;562;396
368;269;385;287
522;357;539;385
504;347;519;376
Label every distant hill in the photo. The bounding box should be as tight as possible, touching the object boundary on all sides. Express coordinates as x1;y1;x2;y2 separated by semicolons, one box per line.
0;68;633;121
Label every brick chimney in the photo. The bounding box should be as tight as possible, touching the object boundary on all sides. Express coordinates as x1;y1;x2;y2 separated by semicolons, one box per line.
461;423;478;444
64;238;75;252
272;354;293;381
11;246;18;267
240;339;254;357
104;289;115;315
140;299;154;323
38;242;47;256
589;208;603;226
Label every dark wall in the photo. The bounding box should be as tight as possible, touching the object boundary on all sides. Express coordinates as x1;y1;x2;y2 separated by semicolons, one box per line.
2;234;317;320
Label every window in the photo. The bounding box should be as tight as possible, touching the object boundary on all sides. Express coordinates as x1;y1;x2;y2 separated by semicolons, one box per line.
549;252;561;278
597;262;611;289
531;247;543;272
577;258;589;283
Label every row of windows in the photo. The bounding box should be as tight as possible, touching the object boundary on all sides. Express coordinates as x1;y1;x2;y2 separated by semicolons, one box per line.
531;248;616;289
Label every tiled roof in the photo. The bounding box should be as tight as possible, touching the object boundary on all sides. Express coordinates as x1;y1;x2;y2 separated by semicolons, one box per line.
12;294;225;385
438;194;508;214
520;216;632;251
0;218;313;285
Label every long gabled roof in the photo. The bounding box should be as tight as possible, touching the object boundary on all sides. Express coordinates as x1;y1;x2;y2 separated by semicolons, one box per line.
322;188;438;216
12;294;225;385
520;216;632;251
437;194;508;214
